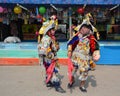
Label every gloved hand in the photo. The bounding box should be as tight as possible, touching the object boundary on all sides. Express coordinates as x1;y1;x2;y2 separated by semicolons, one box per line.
92;50;100;61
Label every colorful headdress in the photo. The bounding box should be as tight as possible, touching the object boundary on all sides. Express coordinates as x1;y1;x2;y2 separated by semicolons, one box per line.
74;13;100;40
74;19;93;33
40;20;55;35
39;15;58;35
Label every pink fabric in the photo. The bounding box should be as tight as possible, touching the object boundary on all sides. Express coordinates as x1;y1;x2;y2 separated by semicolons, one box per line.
68;58;74;84
46;60;55;83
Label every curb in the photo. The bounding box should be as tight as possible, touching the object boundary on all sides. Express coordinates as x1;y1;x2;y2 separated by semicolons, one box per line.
0;58;68;66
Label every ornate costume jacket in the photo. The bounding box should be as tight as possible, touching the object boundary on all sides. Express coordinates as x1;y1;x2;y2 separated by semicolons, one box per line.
67;33;99;69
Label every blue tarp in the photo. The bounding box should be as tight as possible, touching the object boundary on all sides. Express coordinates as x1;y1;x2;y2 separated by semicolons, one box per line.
0;0;120;4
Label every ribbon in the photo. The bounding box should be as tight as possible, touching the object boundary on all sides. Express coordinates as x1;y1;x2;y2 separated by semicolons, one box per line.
46;60;56;83
68;58;74;84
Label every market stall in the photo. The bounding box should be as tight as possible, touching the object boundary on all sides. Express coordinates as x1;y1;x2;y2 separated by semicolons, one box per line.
0;0;120;65
0;0;120;41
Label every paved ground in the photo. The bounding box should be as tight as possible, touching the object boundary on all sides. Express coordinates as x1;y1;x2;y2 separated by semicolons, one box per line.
0;65;120;96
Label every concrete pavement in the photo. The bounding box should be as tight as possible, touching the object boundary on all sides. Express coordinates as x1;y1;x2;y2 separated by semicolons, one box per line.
0;65;120;96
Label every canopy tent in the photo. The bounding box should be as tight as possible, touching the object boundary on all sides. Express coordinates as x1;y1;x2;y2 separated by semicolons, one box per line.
0;0;120;5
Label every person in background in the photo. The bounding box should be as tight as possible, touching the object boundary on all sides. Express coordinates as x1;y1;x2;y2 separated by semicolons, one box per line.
67;21;100;92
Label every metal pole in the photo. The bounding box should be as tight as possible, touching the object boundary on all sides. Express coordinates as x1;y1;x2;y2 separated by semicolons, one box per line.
69;16;72;39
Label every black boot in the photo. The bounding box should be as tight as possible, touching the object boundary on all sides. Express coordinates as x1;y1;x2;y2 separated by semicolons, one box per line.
53;82;66;93
67;81;75;88
67;76;75;88
79;87;87;92
46;81;53;87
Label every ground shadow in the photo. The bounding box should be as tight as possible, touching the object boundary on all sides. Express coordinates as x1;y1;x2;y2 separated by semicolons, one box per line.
85;75;97;88
67;74;97;93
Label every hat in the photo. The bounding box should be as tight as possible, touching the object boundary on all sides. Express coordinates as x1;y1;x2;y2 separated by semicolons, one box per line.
74;19;93;32
80;24;93;32
39;20;55;35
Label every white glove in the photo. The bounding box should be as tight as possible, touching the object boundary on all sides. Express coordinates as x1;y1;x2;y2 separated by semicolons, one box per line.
92;50;100;61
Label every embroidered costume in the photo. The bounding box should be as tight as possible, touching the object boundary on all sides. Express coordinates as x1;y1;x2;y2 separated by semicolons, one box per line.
74;13;100;70
67;20;100;92
38;15;65;93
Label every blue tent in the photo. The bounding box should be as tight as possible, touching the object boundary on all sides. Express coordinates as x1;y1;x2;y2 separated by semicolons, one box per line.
0;0;120;4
